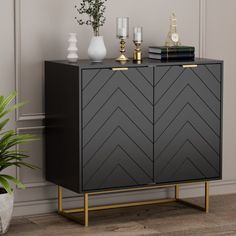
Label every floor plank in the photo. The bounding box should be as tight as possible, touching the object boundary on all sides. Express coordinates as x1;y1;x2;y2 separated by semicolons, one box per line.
6;194;236;236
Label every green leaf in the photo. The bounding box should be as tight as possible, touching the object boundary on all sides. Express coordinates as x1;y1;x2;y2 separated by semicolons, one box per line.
0;133;36;153
2;101;27;117
0;162;26;171
0;92;27;120
17;161;38;169
0;176;12;194
0;92;16;111
0;118;9;131
1;175;25;189
0;92;16;117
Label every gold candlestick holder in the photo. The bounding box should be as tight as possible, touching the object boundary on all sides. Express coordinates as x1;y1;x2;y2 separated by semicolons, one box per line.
116;38;129;62
133;27;143;63
133;42;142;62
116;17;129;63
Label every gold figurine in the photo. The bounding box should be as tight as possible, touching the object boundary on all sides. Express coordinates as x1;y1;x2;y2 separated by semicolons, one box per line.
165;13;181;47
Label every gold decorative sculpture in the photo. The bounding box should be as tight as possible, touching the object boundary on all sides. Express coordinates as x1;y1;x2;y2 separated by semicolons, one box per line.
165;13;181;47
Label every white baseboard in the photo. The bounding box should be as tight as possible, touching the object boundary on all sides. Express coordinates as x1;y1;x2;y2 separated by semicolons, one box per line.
13;179;236;217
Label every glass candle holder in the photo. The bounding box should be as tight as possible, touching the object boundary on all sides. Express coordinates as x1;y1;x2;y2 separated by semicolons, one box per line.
116;17;129;39
116;17;129;62
133;27;143;43
133;27;143;62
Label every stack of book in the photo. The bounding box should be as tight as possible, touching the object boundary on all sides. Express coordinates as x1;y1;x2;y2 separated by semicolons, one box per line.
148;46;195;60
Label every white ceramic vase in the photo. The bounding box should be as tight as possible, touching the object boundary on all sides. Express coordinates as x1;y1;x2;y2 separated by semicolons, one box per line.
67;33;79;63
0;191;14;235
88;36;107;62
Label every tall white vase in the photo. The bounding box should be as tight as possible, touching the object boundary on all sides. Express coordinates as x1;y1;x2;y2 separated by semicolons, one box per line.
67;33;79;63
88;36;107;62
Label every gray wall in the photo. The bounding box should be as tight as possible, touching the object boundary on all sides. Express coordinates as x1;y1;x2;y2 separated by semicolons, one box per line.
0;0;235;216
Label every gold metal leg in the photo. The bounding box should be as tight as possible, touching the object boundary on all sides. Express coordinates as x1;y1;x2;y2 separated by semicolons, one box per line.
205;182;209;213
57;181;210;227
58;186;63;212
84;193;89;227
177;181;210;213
175;185;180;200
57;186;85;225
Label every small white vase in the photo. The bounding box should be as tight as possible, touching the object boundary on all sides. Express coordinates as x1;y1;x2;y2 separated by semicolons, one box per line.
67;33;79;63
88;36;107;62
0;191;14;235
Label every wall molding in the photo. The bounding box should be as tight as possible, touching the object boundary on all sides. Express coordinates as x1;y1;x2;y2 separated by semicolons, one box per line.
199;0;207;57
16;126;52;188
14;0;45;122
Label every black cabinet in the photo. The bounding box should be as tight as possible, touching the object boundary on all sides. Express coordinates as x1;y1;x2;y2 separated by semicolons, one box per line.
45;58;223;194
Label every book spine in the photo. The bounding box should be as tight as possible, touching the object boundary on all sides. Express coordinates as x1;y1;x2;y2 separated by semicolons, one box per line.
165;48;194;54
165;53;194;59
149;53;195;60
161;54;194;60
149;48;195;54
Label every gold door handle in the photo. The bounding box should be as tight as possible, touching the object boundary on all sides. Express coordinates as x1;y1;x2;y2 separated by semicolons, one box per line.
112;68;129;71
182;65;198;68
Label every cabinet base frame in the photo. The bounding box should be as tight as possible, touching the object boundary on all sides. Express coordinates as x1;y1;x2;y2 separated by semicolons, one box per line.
57;181;209;227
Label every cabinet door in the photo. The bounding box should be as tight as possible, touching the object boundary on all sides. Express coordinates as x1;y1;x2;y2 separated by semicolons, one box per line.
82;67;154;191
154;64;222;183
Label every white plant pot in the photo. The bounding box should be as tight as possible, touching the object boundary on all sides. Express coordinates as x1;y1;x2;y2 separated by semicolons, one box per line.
88;36;107;62
0;191;14;235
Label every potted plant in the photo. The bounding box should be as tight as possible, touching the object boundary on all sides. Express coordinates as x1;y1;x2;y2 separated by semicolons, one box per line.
0;92;36;234
75;0;107;62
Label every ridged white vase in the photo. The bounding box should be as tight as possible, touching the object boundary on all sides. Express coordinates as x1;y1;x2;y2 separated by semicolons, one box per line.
88;36;107;62
0;192;14;235
67;33;79;63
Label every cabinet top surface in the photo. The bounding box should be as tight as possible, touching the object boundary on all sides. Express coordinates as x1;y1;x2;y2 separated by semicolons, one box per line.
46;58;223;69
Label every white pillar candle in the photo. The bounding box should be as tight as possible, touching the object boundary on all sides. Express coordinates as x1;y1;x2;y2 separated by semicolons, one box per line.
133;27;143;42
135;32;142;42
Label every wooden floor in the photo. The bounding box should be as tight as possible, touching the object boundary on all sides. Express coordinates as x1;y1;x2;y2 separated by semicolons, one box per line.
6;194;236;236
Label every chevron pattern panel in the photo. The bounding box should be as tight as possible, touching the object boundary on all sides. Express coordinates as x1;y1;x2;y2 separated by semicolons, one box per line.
82;67;154;191
154;64;222;183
